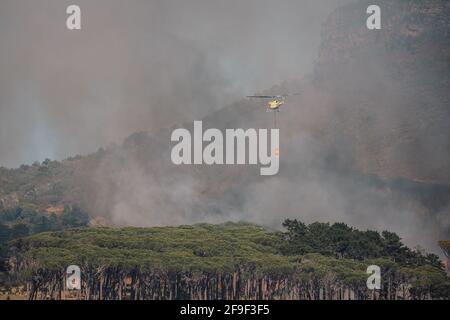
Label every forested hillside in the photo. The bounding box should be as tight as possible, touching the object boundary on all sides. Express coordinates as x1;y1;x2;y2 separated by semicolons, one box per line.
6;221;449;300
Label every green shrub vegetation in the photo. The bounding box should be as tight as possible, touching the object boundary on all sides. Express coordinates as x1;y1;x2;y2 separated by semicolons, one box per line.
7;220;449;300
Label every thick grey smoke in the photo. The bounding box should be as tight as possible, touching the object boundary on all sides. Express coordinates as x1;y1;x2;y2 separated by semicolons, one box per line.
0;0;448;253
0;0;350;167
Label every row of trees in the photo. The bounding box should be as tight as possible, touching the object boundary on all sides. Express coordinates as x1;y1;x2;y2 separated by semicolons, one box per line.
6;221;450;300
0;206;89;273
280;219;442;267
20;266;432;301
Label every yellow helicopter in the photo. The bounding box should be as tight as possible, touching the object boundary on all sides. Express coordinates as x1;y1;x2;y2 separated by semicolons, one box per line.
246;93;300;112
247;93;300;127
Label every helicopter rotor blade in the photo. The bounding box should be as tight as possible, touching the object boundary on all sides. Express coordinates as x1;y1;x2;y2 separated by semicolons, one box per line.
247;93;301;99
247;95;278;99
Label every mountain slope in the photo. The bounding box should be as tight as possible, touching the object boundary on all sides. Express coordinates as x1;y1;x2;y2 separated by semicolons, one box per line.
0;0;449;251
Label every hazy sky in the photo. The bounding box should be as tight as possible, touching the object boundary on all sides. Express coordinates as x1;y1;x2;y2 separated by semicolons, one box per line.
0;0;350;167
